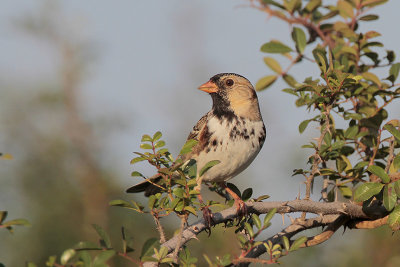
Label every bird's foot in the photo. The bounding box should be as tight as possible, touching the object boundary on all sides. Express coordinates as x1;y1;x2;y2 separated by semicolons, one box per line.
233;198;248;223
201;205;214;235
234;198;248;217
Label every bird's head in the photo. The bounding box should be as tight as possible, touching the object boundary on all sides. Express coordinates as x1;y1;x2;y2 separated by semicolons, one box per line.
198;73;261;121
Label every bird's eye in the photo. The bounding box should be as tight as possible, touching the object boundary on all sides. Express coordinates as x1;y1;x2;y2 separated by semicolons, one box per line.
225;79;234;86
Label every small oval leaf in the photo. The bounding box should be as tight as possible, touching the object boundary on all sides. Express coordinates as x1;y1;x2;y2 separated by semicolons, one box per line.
260;40;293;54
255;75;277;91
354;182;384;202
263;57;282;73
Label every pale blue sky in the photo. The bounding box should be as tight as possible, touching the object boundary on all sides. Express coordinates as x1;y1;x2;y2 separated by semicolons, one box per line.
1;0;400;202
1;1;400;265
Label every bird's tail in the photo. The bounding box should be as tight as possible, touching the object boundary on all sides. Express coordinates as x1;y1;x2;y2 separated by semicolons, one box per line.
126;173;164;196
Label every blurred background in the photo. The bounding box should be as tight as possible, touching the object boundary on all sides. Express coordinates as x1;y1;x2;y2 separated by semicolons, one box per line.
1;0;400;266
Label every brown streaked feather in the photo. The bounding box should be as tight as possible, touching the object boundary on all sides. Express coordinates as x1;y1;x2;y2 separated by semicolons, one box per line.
181;112;212;161
186;112;209;141
127;113;211;194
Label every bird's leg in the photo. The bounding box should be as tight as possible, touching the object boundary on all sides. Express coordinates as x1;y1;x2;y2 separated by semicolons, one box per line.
194;183;214;232
219;182;247;218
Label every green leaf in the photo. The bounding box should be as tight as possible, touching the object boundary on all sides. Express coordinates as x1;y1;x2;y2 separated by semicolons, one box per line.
354;182;384;202
244;222;254;237
388;205;400;231
338;186;352;198
252;214;262;229
173;187;185;198
338;0;354;18
199;160;220;177
264;208;277;225
130;156;146;164
384;124;400;142
153;131;162;141
394;155;400;172
304;0;321;12
255;194;270;202
154;140;165;148
255;75;277;91
78;251;92;266
141;134;152;142
388;63;400;83
92;224;112;249
298;119;311;134
260;40;293;54
386;50;396;63
109;199;133;208
175;200;185;211
292;27;307;54
45;256;57;267
140;238;159;258
368;165;390;183
282;88;297;96
131;171;143;177
74;241;101;250
344;125;358;139
60;249;76;265
241;188;253;201
184;206;197;216
93;250;115;265
262;0;285;9
394;180;400;197
362;72;381;86
336;157;347;173
290;236;308;251
282;236;290;251
359;14;379;21
362;0;388;8
140;143;153;150
179;139;198;155
218;254;232;266
314;52;327;73
263;57;282;73
283;74;299;88
331;140;345;151
383;184;397;211
148;195;157;209
157;148;169;155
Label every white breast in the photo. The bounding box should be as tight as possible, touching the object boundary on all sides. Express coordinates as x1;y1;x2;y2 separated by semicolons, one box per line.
196;116;265;183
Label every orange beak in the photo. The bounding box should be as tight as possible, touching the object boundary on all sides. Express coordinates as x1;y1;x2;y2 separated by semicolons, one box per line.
198;80;218;93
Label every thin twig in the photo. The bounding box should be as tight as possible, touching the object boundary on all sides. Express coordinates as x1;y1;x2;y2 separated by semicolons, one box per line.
385;136;396;173
172;215;187;262
152;212;166;243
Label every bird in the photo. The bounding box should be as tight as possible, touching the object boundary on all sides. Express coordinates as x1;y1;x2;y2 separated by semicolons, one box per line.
127;73;266;223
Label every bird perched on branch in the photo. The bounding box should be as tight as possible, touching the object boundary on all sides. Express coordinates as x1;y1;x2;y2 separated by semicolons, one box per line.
127;73;266;224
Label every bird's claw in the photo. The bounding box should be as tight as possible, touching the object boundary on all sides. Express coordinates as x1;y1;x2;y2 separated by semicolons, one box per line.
201;206;214;235
235;199;248;222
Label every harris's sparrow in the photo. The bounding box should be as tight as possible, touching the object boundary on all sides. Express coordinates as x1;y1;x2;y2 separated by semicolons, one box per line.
127;73;266;220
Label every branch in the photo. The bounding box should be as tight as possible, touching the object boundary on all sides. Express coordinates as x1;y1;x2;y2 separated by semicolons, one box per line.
237;214;388;266
142;199;387;267
237;214;342;266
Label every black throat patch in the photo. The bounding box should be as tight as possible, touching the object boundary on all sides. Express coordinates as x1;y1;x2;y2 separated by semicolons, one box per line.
211;93;236;122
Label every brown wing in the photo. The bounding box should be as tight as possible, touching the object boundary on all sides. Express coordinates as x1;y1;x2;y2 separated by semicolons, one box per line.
127;112;212;195
186;112;208;141
181;112;212;161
